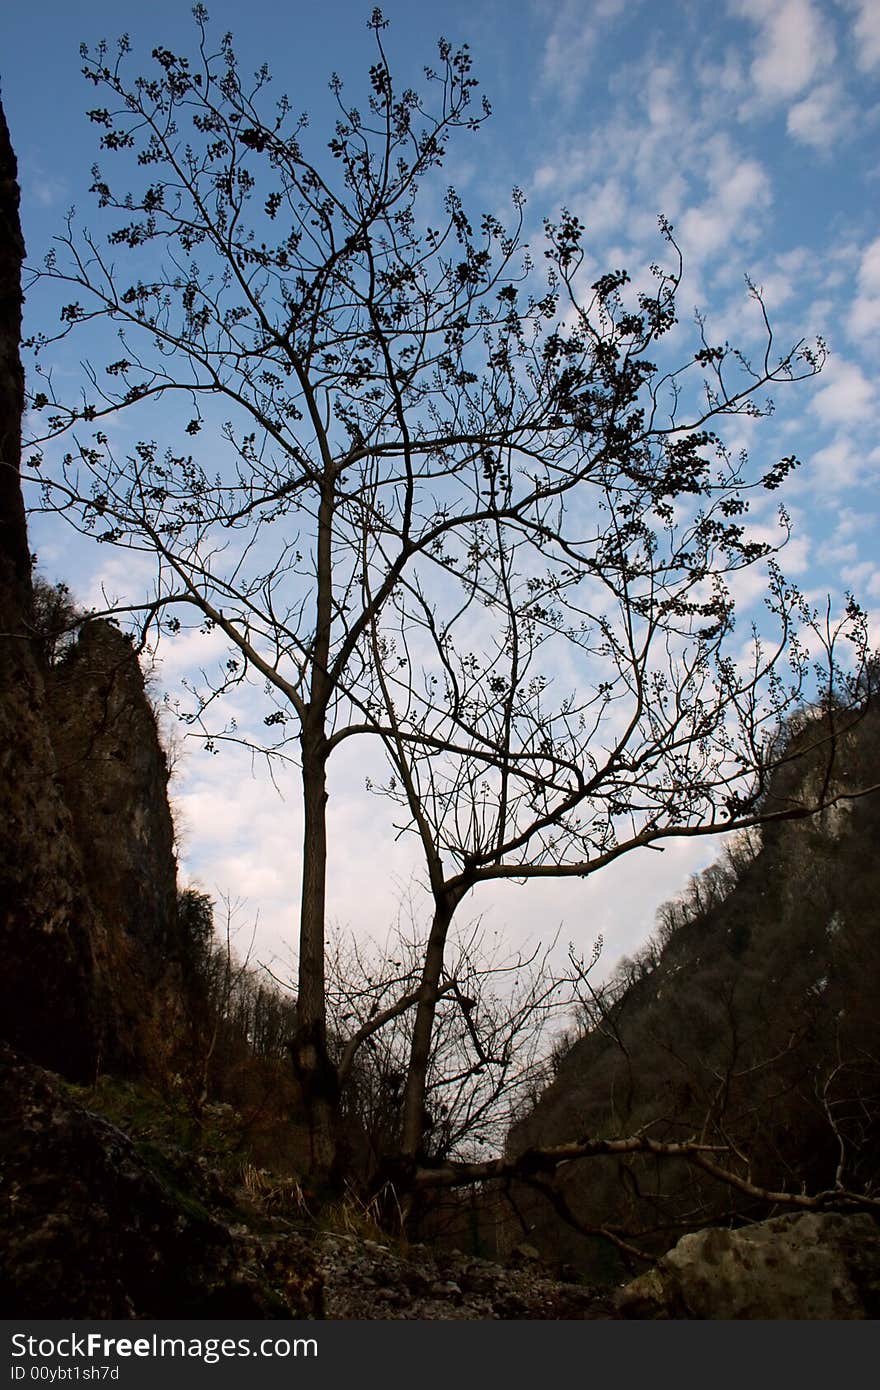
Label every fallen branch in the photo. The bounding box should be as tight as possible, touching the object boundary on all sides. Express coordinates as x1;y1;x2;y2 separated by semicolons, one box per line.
413;1131;880;1218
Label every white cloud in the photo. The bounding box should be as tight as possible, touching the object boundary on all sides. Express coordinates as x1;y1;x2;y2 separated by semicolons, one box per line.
732;0;834;104
572;176;629;239
645;60;685;132
83;550;158;614
172;729;434;968
786;80;854;150
474;834;724;972
152;623;234;686
811;359;876;426
26;174;68;209
848;236;880;342
809;434;871;490
678;139;772;261
726;528;811;612
832;505;877;541
849;0;880;71
537;0;631;106
817;538;859;567
696;48;746;102
840;559;879;591
173;748;303;965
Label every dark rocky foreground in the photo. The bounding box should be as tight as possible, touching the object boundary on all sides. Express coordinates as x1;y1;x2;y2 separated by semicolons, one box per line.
318;1234;612;1319
0;1045;322;1319
5;1041;880;1320
0;1042;606;1319
320;1211;880;1319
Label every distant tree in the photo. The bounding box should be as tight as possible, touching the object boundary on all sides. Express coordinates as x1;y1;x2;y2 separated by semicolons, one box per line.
25;8;872;1184
176;885;215;975
28;575;82;666
178;889;299;1112
324;916;569;1175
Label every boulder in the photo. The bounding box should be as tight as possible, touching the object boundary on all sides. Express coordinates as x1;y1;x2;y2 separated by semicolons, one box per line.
615;1212;880;1319
0;1045;323;1318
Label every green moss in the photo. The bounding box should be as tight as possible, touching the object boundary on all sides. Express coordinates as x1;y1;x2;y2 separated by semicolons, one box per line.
66;1075;245;1173
131;1140;216;1226
60;1076;255;1226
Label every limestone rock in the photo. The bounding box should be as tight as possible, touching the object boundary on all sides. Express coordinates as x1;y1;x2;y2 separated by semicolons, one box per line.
0;103;190;1078
46;619;187;1073
47;621;178;969
614;1212;880;1319
0;98;110;1078
0;1045;323;1318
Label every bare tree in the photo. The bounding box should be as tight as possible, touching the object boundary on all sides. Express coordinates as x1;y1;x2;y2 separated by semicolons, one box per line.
320;912;570;1178
24;9;872;1179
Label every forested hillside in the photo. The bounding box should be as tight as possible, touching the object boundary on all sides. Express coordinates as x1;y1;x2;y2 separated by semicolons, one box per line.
507;701;880;1276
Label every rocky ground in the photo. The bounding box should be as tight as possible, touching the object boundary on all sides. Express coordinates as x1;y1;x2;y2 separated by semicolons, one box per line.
1;1045;617;1320
5;1047;879;1320
317;1232;615;1319
316;1210;880;1320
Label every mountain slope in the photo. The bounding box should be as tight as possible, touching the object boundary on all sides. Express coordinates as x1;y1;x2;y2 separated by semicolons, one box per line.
507;702;880;1275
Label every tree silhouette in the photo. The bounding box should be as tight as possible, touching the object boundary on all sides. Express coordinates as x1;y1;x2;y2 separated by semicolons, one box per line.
25;7;870;1179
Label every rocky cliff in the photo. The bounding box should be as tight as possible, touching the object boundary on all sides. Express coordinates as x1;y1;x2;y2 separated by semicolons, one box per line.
45;617;188;1073
0;100;325;1318
0;100;112;1078
0;100;188;1079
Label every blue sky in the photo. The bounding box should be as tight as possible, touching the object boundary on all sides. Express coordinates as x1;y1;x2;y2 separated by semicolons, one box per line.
3;0;879;975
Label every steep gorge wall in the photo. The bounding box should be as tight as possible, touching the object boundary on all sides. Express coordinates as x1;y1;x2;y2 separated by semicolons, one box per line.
0;101;184;1078
45;618;189;1070
47;622;178;962
506;705;880;1273
0;100;111;1077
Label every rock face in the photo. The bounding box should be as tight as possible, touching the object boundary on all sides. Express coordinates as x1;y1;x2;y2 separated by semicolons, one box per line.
0;101;186;1080
46;619;187;1073
0;1045;322;1318
0;105;324;1322
614;1213;880;1320
47;621;178;966
0;98;112;1079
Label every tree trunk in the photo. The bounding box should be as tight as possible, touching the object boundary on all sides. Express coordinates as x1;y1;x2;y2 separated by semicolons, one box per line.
400;895;456;1163
290;724;339;1176
290;458;340;1178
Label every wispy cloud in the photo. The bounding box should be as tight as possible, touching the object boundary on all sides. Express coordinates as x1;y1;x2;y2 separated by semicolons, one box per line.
848;0;880;71
786;80;855;150
848;236;880;342
811;358;876;426
809;434;877;491
732;0;834;105
23;168;68;210
678;138;772;262
536;0;632;106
